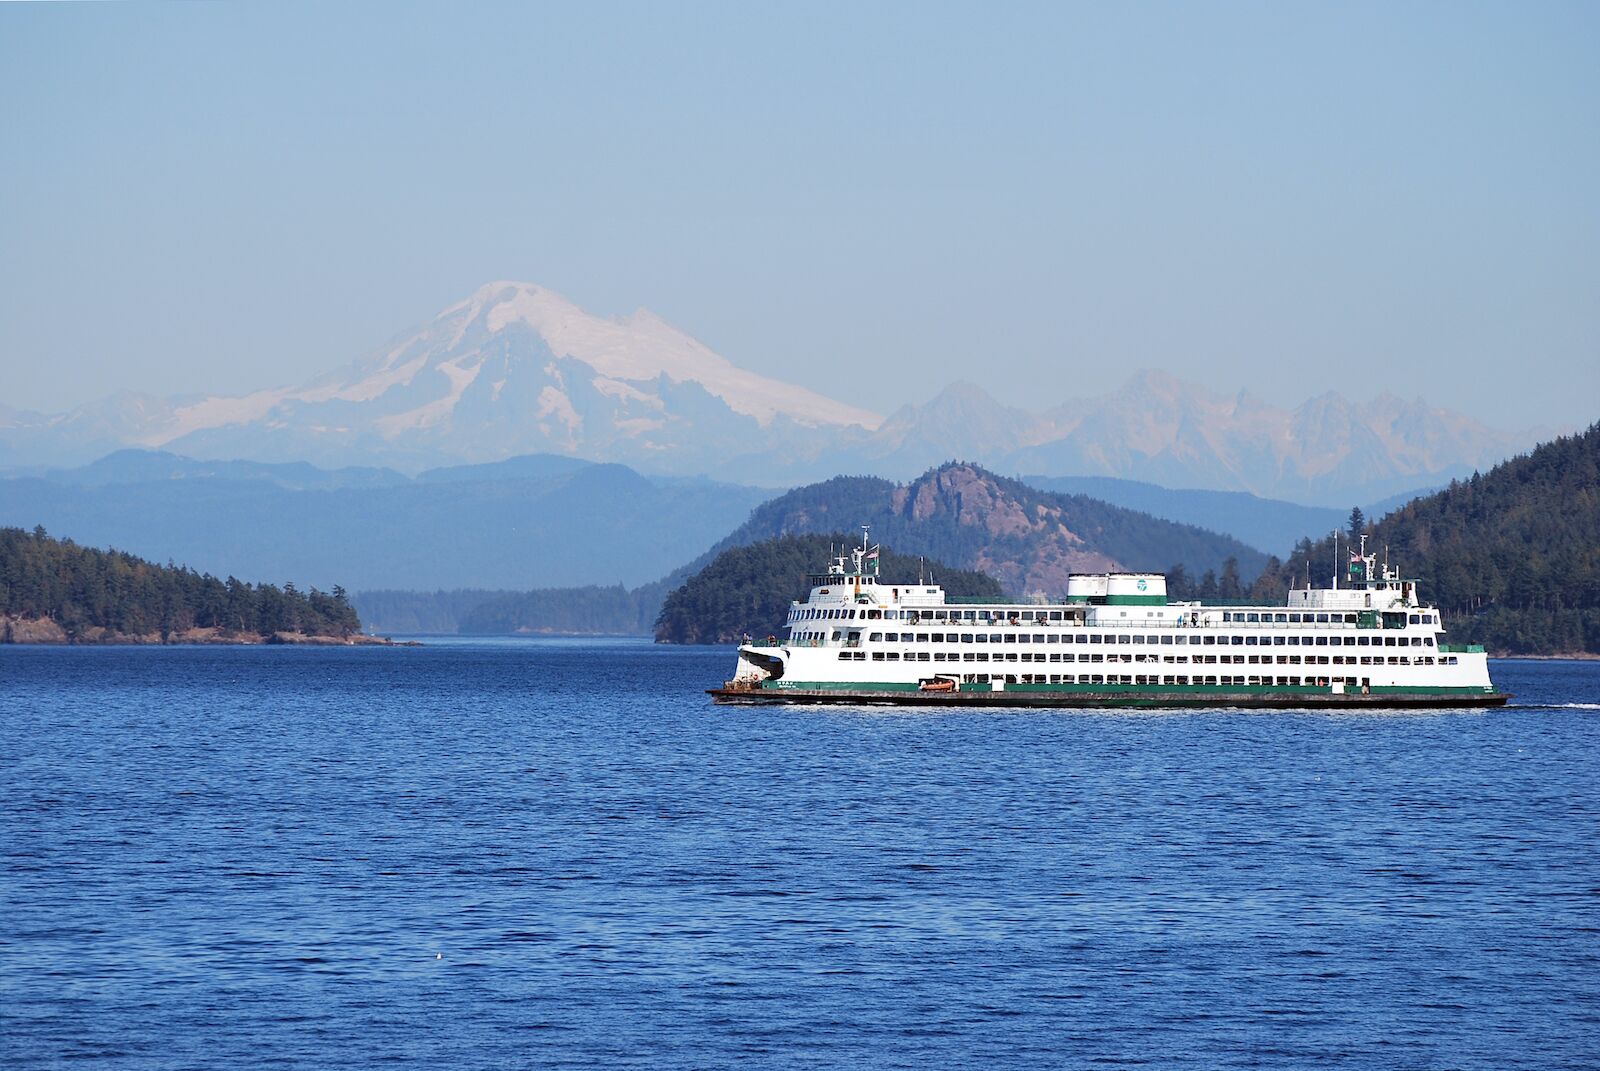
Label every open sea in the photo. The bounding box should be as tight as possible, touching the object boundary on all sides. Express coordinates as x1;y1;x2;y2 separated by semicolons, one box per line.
2;640;1597;1070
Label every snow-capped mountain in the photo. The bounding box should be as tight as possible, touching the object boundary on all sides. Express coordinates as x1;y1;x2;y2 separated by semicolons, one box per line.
0;283;1544;504
0;282;882;472
846;372;1538;504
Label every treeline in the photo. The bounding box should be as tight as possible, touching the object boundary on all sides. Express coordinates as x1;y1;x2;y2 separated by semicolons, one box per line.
459;583;668;635
1249;423;1600;654
1164;558;1249;602
351;585;666;636
655;533;1004;644
353;589;521;634
0;526;361;639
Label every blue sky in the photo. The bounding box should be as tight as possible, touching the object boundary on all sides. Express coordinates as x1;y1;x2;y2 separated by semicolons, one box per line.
2;1;1595;429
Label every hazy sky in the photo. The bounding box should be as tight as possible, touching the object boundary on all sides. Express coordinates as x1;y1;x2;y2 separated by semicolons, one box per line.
2;2;1596;429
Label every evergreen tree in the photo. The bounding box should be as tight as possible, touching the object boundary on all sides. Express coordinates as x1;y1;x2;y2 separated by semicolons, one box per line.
1347;506;1366;544
1218;557;1243;600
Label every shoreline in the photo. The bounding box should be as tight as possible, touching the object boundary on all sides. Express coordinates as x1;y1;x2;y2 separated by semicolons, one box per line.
1;616;417;647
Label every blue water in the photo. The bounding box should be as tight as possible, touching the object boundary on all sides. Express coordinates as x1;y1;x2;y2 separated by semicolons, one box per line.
2;643;1597;1070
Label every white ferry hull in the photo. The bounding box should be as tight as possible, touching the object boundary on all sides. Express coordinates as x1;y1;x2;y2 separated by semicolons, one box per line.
713;537;1508;710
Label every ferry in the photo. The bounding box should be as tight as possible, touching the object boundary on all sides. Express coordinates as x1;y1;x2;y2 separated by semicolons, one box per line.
709;531;1509;708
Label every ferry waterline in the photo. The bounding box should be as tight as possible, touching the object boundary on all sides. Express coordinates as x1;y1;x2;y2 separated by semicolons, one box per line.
709;533;1509;709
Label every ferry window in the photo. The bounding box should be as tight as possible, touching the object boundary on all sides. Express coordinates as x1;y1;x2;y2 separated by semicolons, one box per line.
1049;611;1063;621
976;653;989;662
886;653;899;661
1289;614;1301;623
1245;636;1257;646
1273;636;1285;646
917;633;929;643
1246;613;1259;623
961;633;974;643
1424;637;1434;646
1315;636;1327;646
1424;614;1435;624
930;632;944;642
838;652;850;660
1032;634;1045;644
1410;615;1420;625
990;633;1003;643
868;611;881;620
869;632;883;642
1118;634;1131;645
1005;634;1018;644
1316;614;1329;623
872;652;885;661
1274;613;1288;622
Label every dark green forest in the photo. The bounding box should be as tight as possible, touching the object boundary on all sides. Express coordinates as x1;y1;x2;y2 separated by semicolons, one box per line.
655;533;1004;644
0;526;362;640
1237;423;1600;655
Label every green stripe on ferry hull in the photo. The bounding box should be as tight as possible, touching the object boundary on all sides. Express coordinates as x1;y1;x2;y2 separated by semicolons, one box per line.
710;681;1511;709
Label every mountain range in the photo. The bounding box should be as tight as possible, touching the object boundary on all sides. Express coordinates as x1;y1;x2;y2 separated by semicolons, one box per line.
0;450;770;592
0;281;1538;505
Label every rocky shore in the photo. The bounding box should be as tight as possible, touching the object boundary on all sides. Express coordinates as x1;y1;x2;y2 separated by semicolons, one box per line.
0;616;416;646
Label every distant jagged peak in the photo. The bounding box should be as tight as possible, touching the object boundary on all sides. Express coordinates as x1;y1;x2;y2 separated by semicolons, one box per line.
885;381;1027;423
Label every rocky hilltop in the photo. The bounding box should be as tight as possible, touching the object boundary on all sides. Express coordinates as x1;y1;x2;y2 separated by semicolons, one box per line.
696;462;1269;597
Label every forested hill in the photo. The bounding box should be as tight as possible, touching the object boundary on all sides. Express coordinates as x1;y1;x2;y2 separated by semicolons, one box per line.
0;526;363;643
692;463;1269;597
1260;423;1600;655
655;534;1004;645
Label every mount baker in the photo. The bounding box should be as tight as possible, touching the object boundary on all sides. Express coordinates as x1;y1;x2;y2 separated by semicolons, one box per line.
0;281;1534;503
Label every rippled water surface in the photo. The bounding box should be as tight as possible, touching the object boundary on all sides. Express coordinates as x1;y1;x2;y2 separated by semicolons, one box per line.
3;643;1598;1069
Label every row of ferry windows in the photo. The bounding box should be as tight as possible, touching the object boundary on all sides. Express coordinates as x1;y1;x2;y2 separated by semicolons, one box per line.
932;674;1403;686
839;651;1444;666
789;607;1438;626
1223;611;1436;626
859;631;1435;647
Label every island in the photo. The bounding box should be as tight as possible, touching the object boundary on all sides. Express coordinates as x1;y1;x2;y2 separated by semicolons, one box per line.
0;525;403;645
